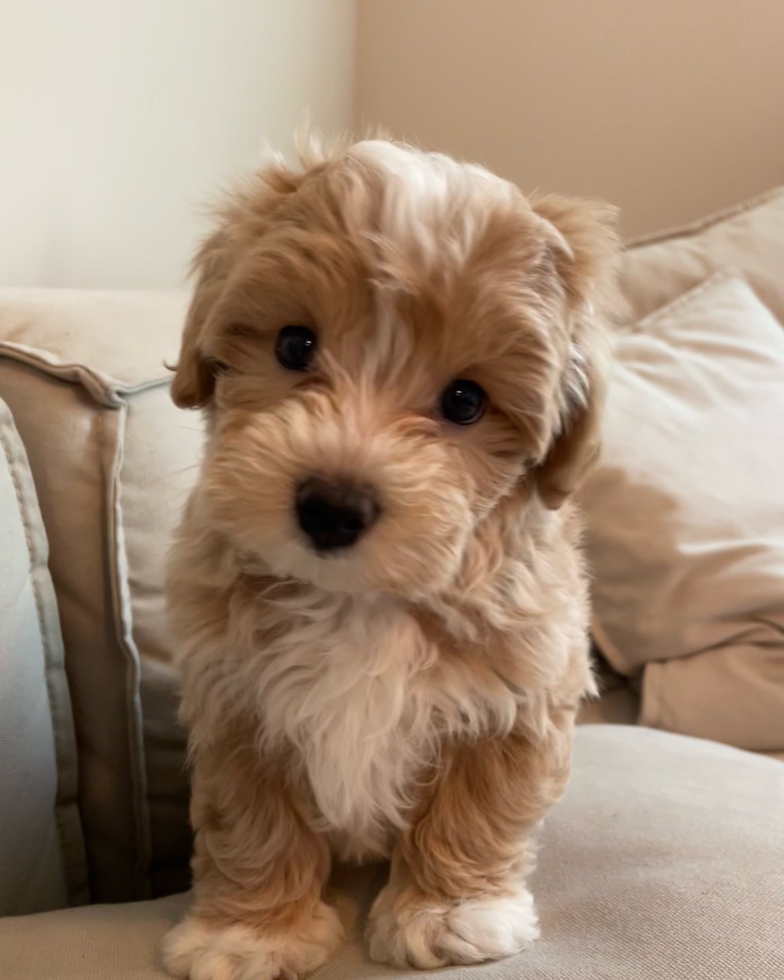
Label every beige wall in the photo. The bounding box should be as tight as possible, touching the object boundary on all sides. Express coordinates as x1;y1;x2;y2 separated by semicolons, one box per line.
0;0;356;288
356;0;784;237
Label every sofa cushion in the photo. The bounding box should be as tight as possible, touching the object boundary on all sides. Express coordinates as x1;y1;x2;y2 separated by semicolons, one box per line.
0;396;87;913
0;289;203;902
579;272;784;753
1;726;781;979
619;186;784;324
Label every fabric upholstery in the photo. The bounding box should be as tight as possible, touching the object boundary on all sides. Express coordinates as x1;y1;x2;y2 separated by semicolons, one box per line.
1;726;781;979
0;396;86;913
588;185;784;731
0;289;201;902
619;186;784;324
580;273;784;752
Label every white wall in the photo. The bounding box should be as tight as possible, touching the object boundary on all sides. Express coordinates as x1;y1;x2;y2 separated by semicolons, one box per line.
0;0;356;288
356;0;784;238
3;1;782;288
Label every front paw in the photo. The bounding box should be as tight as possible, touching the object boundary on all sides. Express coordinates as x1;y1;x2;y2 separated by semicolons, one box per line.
162;902;344;980
366;883;539;969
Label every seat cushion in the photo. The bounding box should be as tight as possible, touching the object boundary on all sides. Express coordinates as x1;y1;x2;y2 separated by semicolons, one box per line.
1;726;781;979
0;396;87;912
0;289;203;902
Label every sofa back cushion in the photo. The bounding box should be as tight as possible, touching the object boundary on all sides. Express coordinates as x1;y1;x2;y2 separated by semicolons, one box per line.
619;186;784;323
580;272;784;753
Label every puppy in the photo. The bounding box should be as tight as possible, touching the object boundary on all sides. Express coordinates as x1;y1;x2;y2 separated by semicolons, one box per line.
162;139;618;980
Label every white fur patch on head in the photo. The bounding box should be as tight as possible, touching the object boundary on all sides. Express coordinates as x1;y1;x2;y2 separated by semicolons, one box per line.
162;904;344;980
366;880;539;969
348;140;518;280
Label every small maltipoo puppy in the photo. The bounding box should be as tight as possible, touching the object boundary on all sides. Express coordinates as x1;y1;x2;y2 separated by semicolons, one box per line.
163;139;618;980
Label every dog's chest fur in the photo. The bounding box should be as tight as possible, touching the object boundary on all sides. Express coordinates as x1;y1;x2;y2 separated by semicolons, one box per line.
253;592;514;860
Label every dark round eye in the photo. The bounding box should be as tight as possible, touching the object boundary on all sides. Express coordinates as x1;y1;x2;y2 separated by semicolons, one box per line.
275;325;317;371
440;379;488;425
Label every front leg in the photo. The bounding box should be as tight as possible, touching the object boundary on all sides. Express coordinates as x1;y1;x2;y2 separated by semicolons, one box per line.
163;731;344;980
366;708;575;968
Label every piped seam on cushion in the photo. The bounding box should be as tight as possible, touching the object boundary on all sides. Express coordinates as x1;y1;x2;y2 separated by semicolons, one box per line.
622;269;744;334
0;342;170;407
102;403;154;900
0;401;89;906
624;186;784;250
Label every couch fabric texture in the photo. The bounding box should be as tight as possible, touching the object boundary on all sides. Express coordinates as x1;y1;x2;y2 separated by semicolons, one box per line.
0;396;86;913
1;727;782;980
619;186;784;323
0;290;199;903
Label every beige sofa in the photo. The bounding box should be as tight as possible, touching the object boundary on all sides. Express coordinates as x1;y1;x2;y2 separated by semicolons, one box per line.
1;190;782;979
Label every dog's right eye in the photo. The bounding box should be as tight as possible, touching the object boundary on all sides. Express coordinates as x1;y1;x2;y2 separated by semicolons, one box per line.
276;325;318;371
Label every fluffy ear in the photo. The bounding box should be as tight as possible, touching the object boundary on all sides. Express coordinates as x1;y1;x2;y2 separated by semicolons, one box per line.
170;154;317;409
531;195;620;509
170;229;228;409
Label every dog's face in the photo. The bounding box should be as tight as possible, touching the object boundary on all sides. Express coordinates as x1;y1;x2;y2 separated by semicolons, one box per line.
173;141;617;596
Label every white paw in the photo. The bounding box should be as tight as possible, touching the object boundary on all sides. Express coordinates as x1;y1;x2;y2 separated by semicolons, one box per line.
366;884;539;969
162;902;345;980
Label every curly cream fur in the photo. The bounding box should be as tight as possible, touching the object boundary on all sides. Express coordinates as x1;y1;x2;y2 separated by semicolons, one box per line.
163;138;619;979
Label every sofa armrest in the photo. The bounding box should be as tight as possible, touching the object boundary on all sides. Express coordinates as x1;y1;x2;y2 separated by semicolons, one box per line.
0;396;87;913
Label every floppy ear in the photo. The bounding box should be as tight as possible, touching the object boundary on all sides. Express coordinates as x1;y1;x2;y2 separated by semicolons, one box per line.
531;195;620;509
170;229;229;409
170;155;314;409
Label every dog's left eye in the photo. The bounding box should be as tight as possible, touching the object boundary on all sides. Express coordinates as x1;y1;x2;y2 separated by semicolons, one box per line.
276;325;318;371
440;379;488;425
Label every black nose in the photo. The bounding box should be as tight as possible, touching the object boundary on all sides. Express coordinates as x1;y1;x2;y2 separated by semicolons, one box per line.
295;476;380;551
